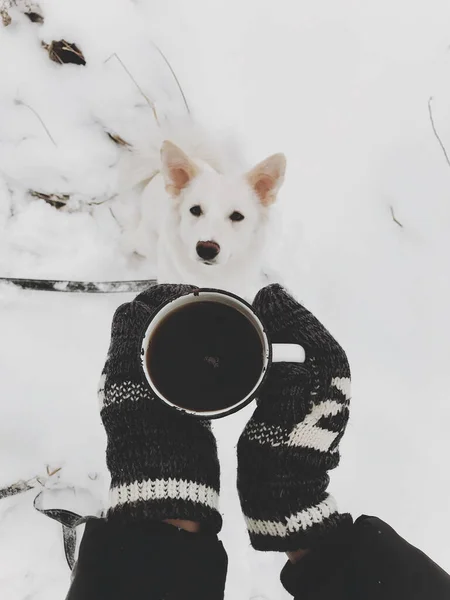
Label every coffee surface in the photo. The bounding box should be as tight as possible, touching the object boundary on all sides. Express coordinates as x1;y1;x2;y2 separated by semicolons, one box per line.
146;301;264;412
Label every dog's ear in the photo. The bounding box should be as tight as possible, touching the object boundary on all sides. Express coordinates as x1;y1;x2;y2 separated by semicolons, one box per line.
161;141;198;197
246;153;286;206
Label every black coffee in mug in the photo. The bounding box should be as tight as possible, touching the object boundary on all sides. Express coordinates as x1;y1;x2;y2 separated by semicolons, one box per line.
146;301;264;412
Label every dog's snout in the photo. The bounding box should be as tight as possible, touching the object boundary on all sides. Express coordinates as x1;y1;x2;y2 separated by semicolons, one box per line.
196;241;220;262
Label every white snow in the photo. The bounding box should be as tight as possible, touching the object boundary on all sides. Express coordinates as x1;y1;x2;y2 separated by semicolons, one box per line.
1;1;450;598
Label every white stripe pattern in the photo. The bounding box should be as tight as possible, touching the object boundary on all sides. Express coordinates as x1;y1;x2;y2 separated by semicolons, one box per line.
331;376;351;400
244;398;348;451
245;495;338;537
245;422;286;447
287;399;346;451
244;377;350;451
99;380;152;410
110;478;219;510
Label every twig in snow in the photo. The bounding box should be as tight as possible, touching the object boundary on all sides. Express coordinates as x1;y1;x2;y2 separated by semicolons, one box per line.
104;52;160;126
107;132;132;147
389;205;404;228
86;193;117;206
109;206;122;230
16;99;57;147
30;190;69;208
151;41;190;115
428;96;450;169
46;465;62;477
137;168;160;189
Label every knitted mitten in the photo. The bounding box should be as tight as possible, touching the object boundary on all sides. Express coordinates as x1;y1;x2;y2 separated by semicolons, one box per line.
237;284;352;551
98;284;222;532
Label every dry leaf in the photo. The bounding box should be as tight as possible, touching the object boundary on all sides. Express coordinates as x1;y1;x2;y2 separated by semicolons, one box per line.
30;190;70;209
43;39;86;66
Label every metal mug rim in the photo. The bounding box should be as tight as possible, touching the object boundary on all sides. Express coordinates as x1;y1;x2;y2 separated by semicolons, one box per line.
139;287;272;419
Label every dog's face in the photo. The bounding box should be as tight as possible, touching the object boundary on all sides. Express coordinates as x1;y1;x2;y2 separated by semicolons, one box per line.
161;141;286;268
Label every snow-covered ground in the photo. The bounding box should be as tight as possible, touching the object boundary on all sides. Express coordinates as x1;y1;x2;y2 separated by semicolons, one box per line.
1;1;450;598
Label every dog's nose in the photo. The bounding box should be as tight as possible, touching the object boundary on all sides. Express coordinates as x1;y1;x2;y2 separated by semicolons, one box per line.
196;241;220;261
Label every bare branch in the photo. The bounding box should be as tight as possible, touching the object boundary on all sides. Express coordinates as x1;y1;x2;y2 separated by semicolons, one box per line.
16;99;57;147
107;131;132;147
428;96;450;169
151;41;190;115
86;193;117;206
108;206;123;231
390;205;404;228
104;52;160;126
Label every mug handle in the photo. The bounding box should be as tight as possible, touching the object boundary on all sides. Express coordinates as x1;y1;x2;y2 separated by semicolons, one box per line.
272;343;305;363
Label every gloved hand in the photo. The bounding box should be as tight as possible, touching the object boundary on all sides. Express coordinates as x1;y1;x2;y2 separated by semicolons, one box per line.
237;284;352;551
98;284;222;532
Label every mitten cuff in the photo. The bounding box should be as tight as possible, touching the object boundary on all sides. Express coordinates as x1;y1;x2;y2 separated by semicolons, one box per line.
107;479;222;533
243;494;352;551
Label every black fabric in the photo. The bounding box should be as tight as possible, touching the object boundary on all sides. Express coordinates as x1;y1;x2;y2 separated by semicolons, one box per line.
66;519;228;600
281;515;450;599
66;514;450;600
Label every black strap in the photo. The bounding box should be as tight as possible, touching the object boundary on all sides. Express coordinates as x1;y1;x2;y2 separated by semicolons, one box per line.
33;491;93;570
0;278;156;293
0;479;35;499
0;480;88;570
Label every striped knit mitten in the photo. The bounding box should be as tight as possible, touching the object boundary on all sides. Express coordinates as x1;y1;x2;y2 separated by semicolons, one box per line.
98;284;222;532
237;284;352;551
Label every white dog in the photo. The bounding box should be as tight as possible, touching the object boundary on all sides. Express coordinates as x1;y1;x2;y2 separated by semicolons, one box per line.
117;125;286;299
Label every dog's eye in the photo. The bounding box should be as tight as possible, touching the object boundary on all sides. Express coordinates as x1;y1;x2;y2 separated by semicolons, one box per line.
190;205;203;217
230;211;245;222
